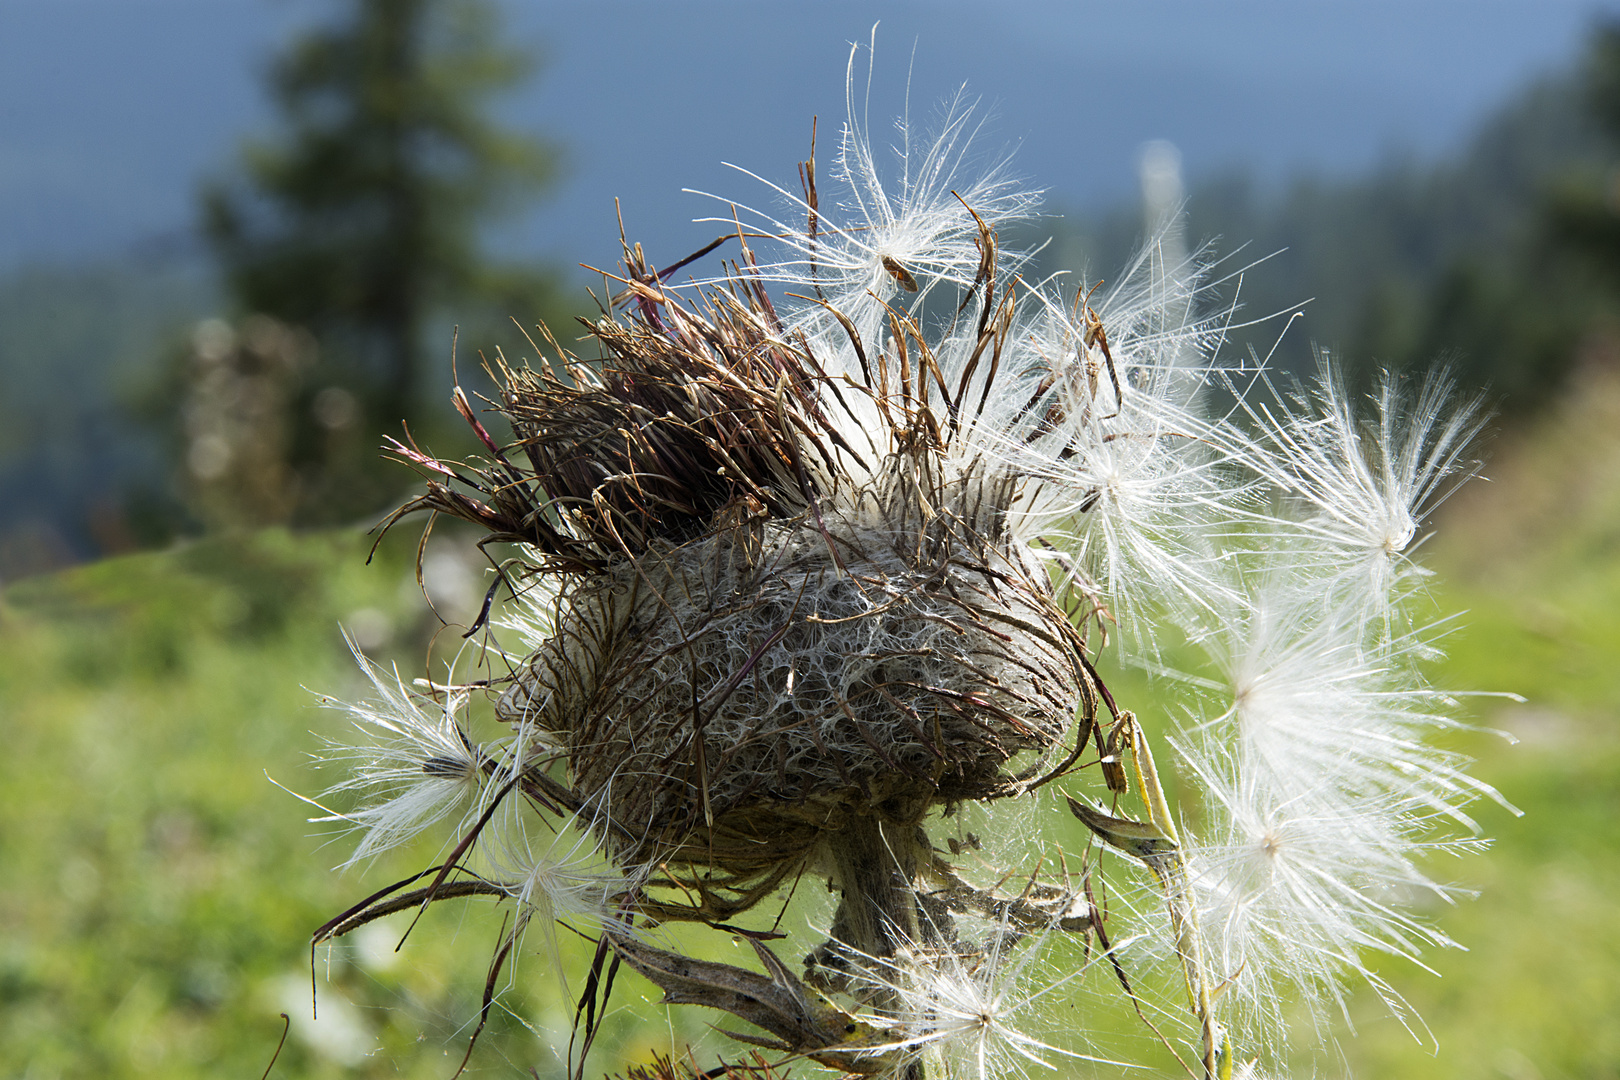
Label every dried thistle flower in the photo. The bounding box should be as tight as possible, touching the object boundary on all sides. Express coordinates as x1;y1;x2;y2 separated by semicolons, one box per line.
304;38;1507;1080
397;217;1099;991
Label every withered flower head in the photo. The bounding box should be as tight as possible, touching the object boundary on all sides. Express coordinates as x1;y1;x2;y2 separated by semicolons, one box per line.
311;44;1501;1080
391;221;1095;945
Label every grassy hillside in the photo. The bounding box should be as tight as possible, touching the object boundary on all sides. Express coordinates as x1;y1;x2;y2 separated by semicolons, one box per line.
1328;358;1620;1080
0;526;637;1079
3;364;1618;1078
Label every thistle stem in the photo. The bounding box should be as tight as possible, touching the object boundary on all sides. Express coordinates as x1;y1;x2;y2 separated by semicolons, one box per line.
827;811;924;986
826;810;932;1080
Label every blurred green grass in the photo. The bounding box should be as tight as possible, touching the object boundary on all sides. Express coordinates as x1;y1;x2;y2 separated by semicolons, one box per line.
3;372;1619;1078
1322;368;1620;1080
0;527;661;1079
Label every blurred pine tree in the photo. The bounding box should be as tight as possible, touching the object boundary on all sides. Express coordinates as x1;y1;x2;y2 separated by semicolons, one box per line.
201;0;560;522
1546;24;1620;285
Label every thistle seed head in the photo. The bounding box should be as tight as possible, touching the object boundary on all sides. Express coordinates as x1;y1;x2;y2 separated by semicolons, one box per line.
396;238;1094;905
314;41;1503;1077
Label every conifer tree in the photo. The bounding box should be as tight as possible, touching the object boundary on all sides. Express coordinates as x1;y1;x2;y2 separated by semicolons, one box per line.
1547;23;1620;278
203;0;557;517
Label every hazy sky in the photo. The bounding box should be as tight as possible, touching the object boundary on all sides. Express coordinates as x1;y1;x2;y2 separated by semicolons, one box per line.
2;0;1618;273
